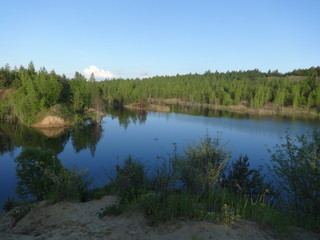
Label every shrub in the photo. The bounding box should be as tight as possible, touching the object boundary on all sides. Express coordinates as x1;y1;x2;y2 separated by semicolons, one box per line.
15;148;63;200
15;148;91;202
222;155;270;198
140;191;205;225
112;155;146;203
150;143;180;202
98;204;124;218
45;167;91;202
9;203;36;223
2;197;16;212
269;129;320;219
179;133;230;195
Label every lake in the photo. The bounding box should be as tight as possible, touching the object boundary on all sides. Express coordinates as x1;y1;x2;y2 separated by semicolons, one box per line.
0;106;319;212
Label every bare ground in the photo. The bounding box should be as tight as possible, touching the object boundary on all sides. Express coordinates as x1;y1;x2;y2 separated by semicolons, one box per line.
0;196;319;240
32;116;71;129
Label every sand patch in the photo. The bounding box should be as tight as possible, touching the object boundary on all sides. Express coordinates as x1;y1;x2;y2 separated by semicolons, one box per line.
35;126;69;137
32;116;70;129
1;196;319;240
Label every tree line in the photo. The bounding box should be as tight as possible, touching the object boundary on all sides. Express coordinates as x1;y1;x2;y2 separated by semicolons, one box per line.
0;62;319;125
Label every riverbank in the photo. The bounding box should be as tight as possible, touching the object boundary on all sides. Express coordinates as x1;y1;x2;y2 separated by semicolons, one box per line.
149;98;320;119
1;196;319;240
124;102;170;112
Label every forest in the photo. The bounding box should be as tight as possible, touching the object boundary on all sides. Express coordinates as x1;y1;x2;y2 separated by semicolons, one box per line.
0;62;319;126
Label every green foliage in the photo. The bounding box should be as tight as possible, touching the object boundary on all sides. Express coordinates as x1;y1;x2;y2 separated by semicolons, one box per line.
179;133;230;195
112;155;146;203
15;148;64;200
5;66;63;125
98;204;124;218
151;143;180;201
9;203;36;223
140;191;205;225
2;197;16;212
223;155;269;197
70;72;91;114
1;63;320;125
45;167;92;203
221;203;240;226
15;148;91;202
269;130;320;219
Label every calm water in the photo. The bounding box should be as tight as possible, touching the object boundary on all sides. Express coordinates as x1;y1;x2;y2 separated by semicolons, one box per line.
0;107;319;212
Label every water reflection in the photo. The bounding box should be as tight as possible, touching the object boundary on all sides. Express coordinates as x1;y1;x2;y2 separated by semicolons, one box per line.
1;106;318;157
0;122;70;155
0;121;104;157
71;123;102;156
106;106;147;129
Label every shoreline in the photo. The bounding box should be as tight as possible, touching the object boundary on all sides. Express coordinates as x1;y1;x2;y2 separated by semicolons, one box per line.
1;196;319;240
149;98;320;119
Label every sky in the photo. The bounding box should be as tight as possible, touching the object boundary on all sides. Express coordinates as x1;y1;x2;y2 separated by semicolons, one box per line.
1;0;319;80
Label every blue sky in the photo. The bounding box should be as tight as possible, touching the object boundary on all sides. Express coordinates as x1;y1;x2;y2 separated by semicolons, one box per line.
1;0;319;79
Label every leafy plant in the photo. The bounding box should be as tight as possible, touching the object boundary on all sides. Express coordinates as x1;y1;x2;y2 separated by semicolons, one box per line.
112;155;146;203
9;203;36;223
221;204;240;226
15;148;63;200
151;143;180;202
15;148;92;202
45;167;92;202
98;204;124;218
179;133;230;195
222;155;270;198
269;129;320;218
2;197;16;212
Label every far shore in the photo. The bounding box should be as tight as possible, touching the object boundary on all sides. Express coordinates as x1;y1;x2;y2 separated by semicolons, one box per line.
145;98;320;119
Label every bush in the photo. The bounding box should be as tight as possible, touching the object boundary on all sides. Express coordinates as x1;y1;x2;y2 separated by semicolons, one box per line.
222;155;270;198
9;203;36;223
98;204;124;218
15;148;91;202
140;191;205;225
150;143;180;202
15;148;64;200
45;167;92;202
2;197;16;212
112;155;146;203
179;133;230;195
269;129;320;219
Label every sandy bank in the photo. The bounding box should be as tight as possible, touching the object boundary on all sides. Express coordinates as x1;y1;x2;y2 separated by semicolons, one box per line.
1;196;319;240
32;116;71;129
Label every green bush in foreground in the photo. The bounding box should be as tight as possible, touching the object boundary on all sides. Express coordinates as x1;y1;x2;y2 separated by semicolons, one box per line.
101;132;319;233
112;155;146;203
15;148;91;203
179;133;230;195
269;129;320;231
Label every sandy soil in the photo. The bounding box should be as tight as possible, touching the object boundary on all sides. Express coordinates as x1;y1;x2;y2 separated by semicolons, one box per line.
32;116;70;129
1;196;319;240
0;89;14;100
34;126;69;137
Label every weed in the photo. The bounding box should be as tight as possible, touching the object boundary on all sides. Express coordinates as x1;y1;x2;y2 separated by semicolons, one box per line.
2;197;16;212
9;203;36;223
112;155;146;203
98;204;124;218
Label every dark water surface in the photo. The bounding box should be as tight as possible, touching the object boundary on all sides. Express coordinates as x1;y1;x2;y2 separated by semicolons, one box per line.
1;107;319;212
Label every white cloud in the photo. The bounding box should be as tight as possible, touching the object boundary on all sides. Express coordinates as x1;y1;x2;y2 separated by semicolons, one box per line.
83;65;115;80
139;71;149;79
